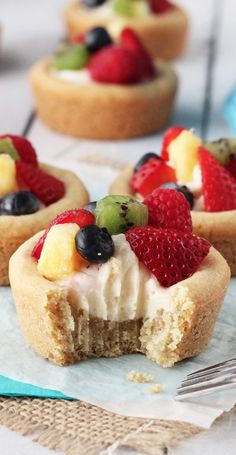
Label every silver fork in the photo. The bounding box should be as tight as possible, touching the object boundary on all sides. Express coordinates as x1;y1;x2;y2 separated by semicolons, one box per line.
175;357;236;400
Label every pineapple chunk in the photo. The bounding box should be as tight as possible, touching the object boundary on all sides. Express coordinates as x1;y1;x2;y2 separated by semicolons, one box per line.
0;154;17;197
37;223;83;281
168;130;202;183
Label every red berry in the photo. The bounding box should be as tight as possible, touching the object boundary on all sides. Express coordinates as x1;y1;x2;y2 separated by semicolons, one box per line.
199;146;236;212
120;28;156;80
0;134;38;166
16;161;65;207
71;33;85;43
226;157;236;180
130;158;176;197
161;126;184;161
144;188;192;232
149;0;174;14
125;226;210;287
32;209;95;260
88;44;142;84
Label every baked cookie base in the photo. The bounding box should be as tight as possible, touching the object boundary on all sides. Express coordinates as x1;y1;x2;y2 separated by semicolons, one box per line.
64;2;188;60
9;233;230;367
0;164;89;286
110;166;236;275
29;60;177;140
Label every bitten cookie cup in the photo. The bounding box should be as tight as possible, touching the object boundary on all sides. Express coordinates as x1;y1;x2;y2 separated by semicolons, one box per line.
9;232;229;367
110;166;236;275
29;60;177;140
64;2;188;60
0;165;89;285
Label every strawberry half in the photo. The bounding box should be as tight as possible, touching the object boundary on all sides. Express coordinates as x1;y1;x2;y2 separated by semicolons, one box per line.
120;28;156;80
71;33;85;44
144;188;192;232
149;0;174;14
130;157;176;197
32;209;95;260
199;146;236;212
0;135;38;166
88;45;142;84
16;161;65;207
125;226;210;287
161;126;184;161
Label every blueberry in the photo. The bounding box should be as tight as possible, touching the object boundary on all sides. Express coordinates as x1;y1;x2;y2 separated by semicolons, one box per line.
134;152;161;173
84;27;112;53
0;191;40;216
84;201;97;214
82;0;107;8
75;224;114;263
159;182;194;209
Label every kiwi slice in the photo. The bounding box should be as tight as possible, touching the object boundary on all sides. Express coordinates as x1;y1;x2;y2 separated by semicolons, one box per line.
0;138;19;161
113;0;144;18
52;44;89;71
95;195;148;236
204;139;236;165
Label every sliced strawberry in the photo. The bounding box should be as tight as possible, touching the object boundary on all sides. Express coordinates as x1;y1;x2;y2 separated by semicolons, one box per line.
130;158;176;197
16;161;65;207
161;126;184;161
120;28;156;80
88;44;142;84
32;209;95;260
149;0;174;14
71;33;85;44
226;157;236;180
125;226;210;287
0;135;38;166
144;188;192;232
199;146;236;212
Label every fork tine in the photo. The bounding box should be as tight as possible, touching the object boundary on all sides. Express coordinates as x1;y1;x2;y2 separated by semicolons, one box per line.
186;357;236;378
183;366;236;384
175;381;236;400
178;372;236;391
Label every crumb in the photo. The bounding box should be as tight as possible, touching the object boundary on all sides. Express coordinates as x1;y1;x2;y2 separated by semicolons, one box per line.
127;370;154;383
148;384;164;394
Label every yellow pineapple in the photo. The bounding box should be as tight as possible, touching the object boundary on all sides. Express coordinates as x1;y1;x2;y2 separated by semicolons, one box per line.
0;154;17;197
37;223;83;281
168;130;202;183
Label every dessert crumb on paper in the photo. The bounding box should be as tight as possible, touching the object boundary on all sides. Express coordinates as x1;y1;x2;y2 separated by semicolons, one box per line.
127;370;154;383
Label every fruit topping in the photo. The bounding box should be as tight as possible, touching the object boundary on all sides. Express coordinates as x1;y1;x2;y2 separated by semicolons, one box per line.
0;154;17;198
226;156;236;179
168;129;201;183
94;195;148;235
37;223;84;281
75;224;114;263
82;0;106;7
125;226;210;287
16;162;65;207
52;44;89;70
159;182;194;208
84;201;97;213
85;27;112;53
134;153;160;173
204;138;236;165
199;146;236;212
160;126;184;161
149;0;174;14
113;0;149;18
88;44;142;84
0;135;38;166
130;157;176;197
32;209;94;260
0;191;40;216
120;28;156;79
144;188;192;232
0;138;19;161
72;33;85;44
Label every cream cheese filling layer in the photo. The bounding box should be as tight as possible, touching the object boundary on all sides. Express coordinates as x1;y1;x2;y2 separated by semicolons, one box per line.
58;233;171;322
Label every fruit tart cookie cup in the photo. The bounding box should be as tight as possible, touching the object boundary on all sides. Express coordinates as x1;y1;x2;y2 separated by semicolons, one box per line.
110;127;236;274
64;0;188;60
30;27;177;139
0;135;89;285
9;194;230;367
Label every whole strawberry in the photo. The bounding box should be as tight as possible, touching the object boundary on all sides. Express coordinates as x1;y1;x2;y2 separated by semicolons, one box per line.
199;146;236;212
144;188;192;232
125;226;210;287
0;135;38;166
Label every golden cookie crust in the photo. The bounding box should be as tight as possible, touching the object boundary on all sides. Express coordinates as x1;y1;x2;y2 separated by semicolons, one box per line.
64;2;188;60
110;166;236;275
29;60;177;140
0;164;89;285
9;231;229;367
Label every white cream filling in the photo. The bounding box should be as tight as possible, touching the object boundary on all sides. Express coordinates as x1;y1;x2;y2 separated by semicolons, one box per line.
50;68;93;85
58;233;171;322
